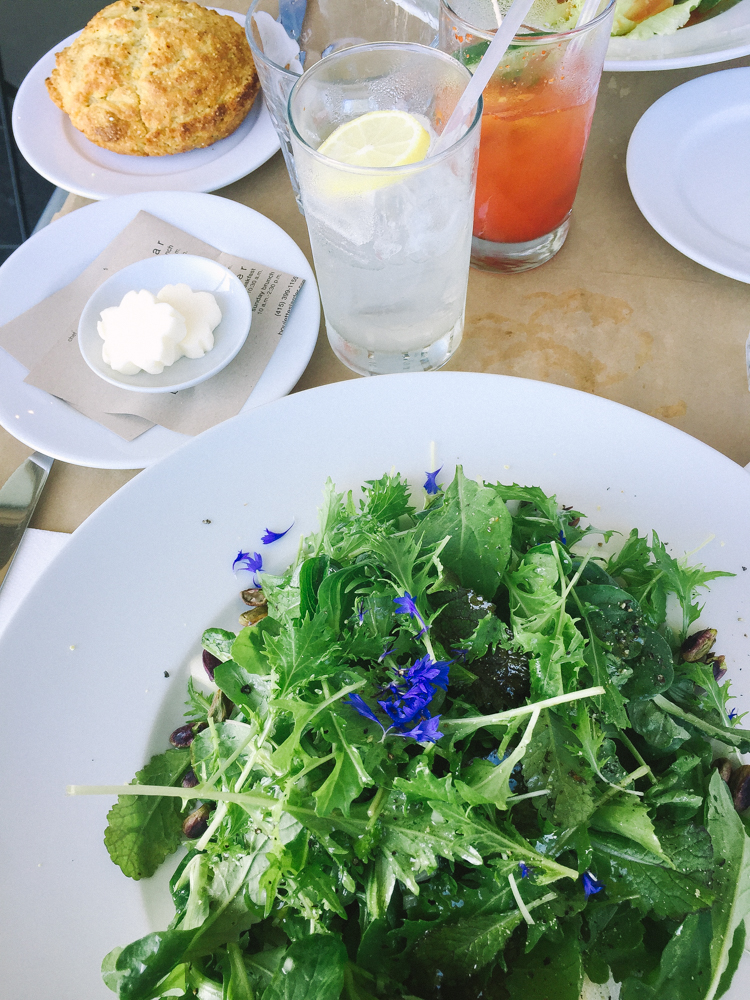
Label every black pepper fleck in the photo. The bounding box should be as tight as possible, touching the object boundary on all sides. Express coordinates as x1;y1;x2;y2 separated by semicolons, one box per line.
202;519;211;524
164;670;170;678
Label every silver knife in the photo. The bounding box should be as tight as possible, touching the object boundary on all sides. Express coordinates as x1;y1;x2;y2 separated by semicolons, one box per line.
0;452;53;594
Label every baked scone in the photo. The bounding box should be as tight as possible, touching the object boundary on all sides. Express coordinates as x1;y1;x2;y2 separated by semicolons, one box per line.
45;0;260;156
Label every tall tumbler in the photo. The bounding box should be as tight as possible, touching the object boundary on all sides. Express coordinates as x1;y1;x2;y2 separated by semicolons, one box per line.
288;43;481;376
247;0;438;209
440;0;616;272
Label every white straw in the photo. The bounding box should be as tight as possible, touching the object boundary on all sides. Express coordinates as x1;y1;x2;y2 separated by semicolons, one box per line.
431;0;537;156
576;0;601;26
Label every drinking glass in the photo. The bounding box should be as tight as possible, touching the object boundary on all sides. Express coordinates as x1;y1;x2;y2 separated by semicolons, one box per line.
246;0;439;209
288;42;481;376
440;0;616;272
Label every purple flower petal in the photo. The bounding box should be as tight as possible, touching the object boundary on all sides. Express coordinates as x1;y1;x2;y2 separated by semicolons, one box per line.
378;642;395;663
424;467;443;495
233;550;263;573
345;693;385;732
558;530;567;545
357;601;365;625
728;707;739;722
519;862;531;879
395;713;443;743
393;592;428;636
261;523;294;544
582;872;605;898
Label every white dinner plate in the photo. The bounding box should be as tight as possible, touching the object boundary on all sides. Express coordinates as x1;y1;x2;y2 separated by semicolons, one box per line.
626;67;750;282
0;371;748;1000
11;10;280;199
0;191;320;468
604;0;750;71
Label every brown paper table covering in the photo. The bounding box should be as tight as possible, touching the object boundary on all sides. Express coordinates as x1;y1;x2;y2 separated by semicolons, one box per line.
1;5;748;532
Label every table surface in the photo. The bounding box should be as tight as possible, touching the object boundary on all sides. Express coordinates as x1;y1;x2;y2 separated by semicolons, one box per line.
2;6;749;532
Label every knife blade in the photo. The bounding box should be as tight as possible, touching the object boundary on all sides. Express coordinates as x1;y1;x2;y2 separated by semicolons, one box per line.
0;452;53;594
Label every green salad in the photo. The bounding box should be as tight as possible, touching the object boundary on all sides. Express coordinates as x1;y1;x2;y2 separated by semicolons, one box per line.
81;467;750;1000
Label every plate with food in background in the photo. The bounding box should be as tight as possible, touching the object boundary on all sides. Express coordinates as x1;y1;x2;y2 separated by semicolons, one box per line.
604;0;750;70
11;1;280;199
0;371;748;999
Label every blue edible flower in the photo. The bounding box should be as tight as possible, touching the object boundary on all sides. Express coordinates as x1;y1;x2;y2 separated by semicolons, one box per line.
424;467;443;495
261;523;293;544
344;693;385;731
378;641;395;663
395;712;443;744
582;872;605;898
519;862;531;878
393;592;428;637
558;529;567;544
345;653;450;744
407;654;451;691
357;601;365;625
233;550;263;588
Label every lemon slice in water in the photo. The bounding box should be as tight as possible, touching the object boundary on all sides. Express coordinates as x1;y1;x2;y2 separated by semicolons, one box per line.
318;110;432;168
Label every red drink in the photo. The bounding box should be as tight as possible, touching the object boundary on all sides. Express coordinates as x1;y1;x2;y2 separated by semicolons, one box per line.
440;0;615;270
475;82;598;244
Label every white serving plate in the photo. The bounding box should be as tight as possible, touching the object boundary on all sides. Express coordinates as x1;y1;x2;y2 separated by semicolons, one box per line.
626;67;750;283
0;371;748;999
0;191;320;469
11;9;280;199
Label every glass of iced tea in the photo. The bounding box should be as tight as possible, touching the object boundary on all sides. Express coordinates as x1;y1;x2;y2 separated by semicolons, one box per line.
440;0;616;272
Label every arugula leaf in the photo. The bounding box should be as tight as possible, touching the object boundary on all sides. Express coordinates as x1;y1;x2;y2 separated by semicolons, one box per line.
231;618;280;675
104;748;191;880
202;627;236;661
590;822;713;920
524;709;595;829
591;799;669;863
620;910;713;1000
313;710;372;817
317;565;370;634
703;771;750;999
420;465;512;601
263;615;339;698
298;555;329;619
261;935;347;1000
506;918;583;1000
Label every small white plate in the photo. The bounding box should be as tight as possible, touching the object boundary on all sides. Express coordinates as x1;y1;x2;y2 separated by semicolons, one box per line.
0;191;320;469
11;9;280;200
605;0;750;71
626;67;750;283
79;255;252;393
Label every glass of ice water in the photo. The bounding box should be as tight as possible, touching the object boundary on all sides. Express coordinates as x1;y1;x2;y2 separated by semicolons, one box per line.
287;42;481;376
246;0;439;210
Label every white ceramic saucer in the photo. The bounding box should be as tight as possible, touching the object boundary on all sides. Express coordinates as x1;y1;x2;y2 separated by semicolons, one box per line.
78;255;252;393
626;67;750;283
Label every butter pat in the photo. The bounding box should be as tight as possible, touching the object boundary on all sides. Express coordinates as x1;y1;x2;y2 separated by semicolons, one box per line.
98;290;186;375
97;285;222;376
156;284;222;359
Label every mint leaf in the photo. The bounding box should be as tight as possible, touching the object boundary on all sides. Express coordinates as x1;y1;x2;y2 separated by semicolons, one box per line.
104;748;191;880
420;465;512;601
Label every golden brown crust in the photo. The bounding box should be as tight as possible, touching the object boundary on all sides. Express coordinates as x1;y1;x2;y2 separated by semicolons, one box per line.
45;0;260;156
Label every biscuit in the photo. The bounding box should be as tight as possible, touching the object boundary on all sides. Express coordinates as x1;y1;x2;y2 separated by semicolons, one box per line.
45;0;260;156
